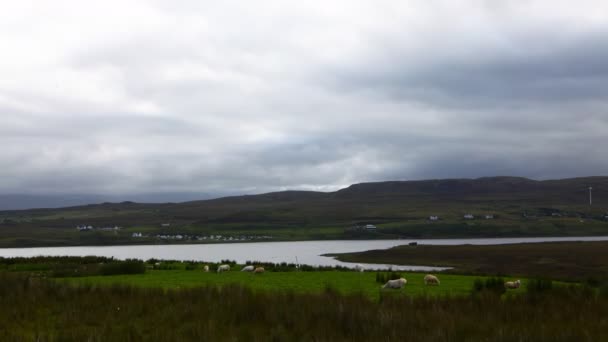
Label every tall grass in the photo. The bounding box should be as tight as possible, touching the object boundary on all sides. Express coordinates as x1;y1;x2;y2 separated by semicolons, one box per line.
1;272;607;341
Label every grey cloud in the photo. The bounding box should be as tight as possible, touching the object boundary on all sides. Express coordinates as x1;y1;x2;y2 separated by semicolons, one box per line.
1;1;608;199
331;32;608;108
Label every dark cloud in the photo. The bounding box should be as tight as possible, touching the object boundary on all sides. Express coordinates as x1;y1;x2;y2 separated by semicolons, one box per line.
331;32;608;108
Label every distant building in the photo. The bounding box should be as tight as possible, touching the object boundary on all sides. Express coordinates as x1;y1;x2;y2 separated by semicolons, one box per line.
484;215;494;219
365;224;377;231
160;223;171;227
429;216;439;221
98;226;120;231
132;232;143;238
463;214;474;220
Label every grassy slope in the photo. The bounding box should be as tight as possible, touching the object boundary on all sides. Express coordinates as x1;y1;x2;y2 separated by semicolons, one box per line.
330;241;608;281
1;176;608;247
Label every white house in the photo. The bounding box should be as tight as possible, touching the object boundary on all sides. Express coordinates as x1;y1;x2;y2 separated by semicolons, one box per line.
160;223;171;227
464;214;474;219
429;216;439;221
365;224;377;230
484;215;494;219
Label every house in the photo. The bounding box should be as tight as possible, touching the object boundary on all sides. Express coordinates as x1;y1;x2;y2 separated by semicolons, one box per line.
160;223;171;227
463;214;474;219
365;224;377;231
132;232;143;238
429;216;439;221
484;215;494;219
98;226;119;231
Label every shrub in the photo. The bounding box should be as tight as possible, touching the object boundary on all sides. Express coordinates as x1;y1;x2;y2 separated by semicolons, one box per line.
99;260;146;276
471;277;506;296
526;279;553;294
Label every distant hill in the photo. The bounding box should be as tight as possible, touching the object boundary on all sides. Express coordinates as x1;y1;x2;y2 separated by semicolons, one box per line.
3;176;607;213
1;176;607;247
0;192;220;210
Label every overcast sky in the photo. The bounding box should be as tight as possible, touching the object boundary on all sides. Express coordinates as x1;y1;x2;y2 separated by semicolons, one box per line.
1;1;607;197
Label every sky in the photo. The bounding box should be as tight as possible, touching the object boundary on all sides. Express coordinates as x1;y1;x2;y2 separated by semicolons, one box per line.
1;0;608;198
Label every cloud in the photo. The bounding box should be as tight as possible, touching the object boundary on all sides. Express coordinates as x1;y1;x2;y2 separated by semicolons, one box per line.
1;1;608;197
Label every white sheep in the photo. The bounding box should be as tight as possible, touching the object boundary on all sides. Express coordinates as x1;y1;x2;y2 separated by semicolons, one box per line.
241;265;255;272
217;264;231;273
424;274;440;285
505;280;521;289
382;278;407;289
254;267;265;274
203;265;209;272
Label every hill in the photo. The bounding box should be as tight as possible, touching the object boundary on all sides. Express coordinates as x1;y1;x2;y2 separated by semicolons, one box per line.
0;176;607;247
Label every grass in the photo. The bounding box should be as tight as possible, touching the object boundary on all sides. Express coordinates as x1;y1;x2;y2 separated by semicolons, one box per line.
60;269;486;300
1;271;607;341
329;241;608;282
0;255;604;340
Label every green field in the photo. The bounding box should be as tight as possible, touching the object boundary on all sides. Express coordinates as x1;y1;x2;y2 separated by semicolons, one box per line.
0;253;604;340
2;271;606;341
61;269;495;300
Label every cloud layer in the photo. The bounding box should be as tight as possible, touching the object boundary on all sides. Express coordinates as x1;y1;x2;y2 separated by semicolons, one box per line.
1;1;608;196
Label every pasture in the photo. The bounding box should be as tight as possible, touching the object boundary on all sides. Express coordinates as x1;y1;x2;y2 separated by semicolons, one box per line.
61;269;486;300
1;271;606;341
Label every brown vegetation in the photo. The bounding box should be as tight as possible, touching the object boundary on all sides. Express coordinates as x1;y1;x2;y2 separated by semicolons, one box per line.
330;241;608;281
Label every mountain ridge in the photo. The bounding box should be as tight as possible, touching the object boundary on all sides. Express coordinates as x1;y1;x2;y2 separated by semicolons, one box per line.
2;176;606;211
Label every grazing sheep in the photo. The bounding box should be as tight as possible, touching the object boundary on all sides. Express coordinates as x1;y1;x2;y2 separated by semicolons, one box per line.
354;264;365;272
203;265;209;272
217;264;230;273
241;265;255;272
382;278;407;289
424;274;440;286
254;267;265;274
505;280;521;289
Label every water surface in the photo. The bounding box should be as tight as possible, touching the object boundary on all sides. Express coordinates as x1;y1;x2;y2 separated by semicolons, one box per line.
1;236;607;271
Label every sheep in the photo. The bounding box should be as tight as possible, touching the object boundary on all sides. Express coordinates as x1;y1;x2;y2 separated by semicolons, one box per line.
382;278;407;289
254;267;265;274
217;264;230;273
505;280;521;289
203;265;209;272
354;264;365;272
241;265;255;272
424;274;440;286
